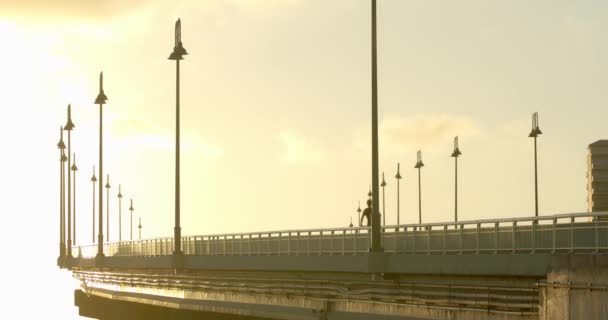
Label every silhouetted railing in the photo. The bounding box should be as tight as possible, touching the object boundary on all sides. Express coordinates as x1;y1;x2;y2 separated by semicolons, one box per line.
72;211;608;258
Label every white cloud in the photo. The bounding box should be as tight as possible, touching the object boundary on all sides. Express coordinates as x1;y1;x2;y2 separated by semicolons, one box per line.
279;130;327;165
354;113;481;154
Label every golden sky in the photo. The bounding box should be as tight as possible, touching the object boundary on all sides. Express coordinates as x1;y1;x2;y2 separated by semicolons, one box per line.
1;1;607;316
2;0;608;256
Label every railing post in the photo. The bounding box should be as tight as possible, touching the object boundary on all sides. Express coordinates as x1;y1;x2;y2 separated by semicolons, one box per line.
570;217;574;253
223;236;226;256
266;233;272;256
394;227;399;252
595;215;599;253
278;232;282;256
442;225;447;255
532;218;536;254
476;223;480;255
240;235;243;256
318;231;322;256
512;221;517;254
354;229;357;254
248;234;251;256
307;231;312;256
296;231;300;255
331;230;335;255
287;232;291;256
494;222;499;254
459;224;463;254
427;225;431;255
552;218;556;254
342;230;346;255
412;226;417;254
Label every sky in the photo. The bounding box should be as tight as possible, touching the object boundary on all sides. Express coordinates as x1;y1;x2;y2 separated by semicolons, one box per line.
1;1;607;317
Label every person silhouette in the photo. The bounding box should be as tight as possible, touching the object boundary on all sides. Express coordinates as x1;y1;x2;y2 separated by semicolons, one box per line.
360;199;372;226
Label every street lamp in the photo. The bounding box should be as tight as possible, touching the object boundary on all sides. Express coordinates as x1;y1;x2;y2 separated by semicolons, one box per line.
529;112;542;217
105;174;111;242
138;217;142;240
57;126;66;262
369;0;382;252
381;172;387;226
395;162;402;225
64;104;75;258
71;153;78;246
451;136;462;223
118;184;123;241
91;167;96;243
415;150;424;224
129;199;134;241
95;72;108;261
169;18;188;256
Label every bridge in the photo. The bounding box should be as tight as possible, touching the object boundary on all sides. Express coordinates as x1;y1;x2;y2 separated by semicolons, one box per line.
53;4;608;320
62;211;608;320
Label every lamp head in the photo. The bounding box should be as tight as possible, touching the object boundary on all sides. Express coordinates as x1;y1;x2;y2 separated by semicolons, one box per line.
91;166;97;182
415;150;424;168
64;104;75;131
168;19;188;60
95;72;108;105
381;172;387;187
395;162;402;179
57;126;66;149
528;112;542;137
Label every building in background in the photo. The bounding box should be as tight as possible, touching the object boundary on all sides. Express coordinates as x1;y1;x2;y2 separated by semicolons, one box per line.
587;140;608;213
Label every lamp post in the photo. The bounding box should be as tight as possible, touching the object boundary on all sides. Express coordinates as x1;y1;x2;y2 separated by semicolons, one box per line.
395;163;402;225
169;18;188;256
95;72;108;261
64;104;75;258
129;199;134;241
381;172;386;227
105;174;111;242
118;184;122;242
369;0;382;252
71;153;78;246
57;127;66;262
91;167;96;243
451;137;462;223
415;150;424;224
529;112;542;217
138;217;142;240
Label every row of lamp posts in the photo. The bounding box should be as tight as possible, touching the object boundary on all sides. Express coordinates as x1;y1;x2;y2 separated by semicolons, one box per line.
357;112;542;230
58;18;184;266
56;75;142;266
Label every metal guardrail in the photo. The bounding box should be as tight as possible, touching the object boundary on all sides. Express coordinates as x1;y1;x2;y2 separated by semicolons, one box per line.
72;211;608;259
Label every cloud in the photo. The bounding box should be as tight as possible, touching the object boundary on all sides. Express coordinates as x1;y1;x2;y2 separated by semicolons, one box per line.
279;130;327;165
0;0;150;19
354;113;481;154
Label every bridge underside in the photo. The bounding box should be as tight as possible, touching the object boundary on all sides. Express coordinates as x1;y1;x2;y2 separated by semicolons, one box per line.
73;268;538;320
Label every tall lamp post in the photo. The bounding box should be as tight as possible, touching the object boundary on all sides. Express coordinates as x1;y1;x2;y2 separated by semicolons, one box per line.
415;150;424;224
91;167;96;243
57;127;66;262
395;163;402;225
71;153;78;246
451;137;462;223
529;112;542;217
95;72;108;261
381;172;387;227
369;0;382;252
105;174;111;242
64;104;75;258
169;18;188;256
129;199;134;241
138;217;142;240
118;184;123;242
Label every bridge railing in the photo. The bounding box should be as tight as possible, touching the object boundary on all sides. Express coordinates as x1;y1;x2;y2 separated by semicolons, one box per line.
72;211;608;258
